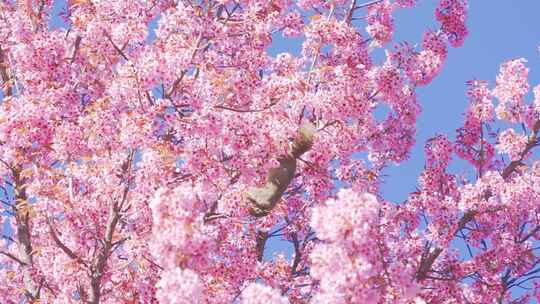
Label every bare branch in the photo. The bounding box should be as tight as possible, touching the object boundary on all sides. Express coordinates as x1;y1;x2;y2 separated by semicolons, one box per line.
165;32;203;98
417;247;443;281
0;250;27;265
2;234;17;243
255;230;268;262
142;255;164;270
355;0;383;10
104;32;129;61
47;218;88;266
345;0;358;24
203;212;229;223
291;232;302;274
519;225;540;243
69;36;82;63
214;99;278;113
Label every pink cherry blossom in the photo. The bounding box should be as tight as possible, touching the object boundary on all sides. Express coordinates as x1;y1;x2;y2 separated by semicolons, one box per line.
493;58;529;122
7;0;540;303
496;129;528;161
435;0;468;47
156;268;204;304
240;282;289;304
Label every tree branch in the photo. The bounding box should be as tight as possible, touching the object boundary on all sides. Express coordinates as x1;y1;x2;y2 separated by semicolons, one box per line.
247;123;316;217
69;36;82;63
0;47;13;96
214;99;278;113
142;255;164;271
501;120;540;179
345;0;357;24
255;230;268;262
416;120;540;281
290;232;302;274
47;218;88;266
165;33;203;99
355;0;383;10
104;32;129;61
0;250;27;265
87;151;134;304
165;3;243;99
12;167;41;300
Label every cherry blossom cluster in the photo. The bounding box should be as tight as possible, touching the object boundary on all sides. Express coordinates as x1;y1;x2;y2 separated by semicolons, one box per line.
404;57;540;302
15;0;540;303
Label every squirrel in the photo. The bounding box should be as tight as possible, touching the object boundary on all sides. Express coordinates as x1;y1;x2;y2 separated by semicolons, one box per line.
247;123;316;217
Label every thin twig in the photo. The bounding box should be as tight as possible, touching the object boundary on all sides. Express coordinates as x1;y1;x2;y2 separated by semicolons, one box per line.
104;32;129;61
47;218;88;266
0;250;27;265
345;0;358;24
70;36;82;63
214;100;278;113
355;0;383;10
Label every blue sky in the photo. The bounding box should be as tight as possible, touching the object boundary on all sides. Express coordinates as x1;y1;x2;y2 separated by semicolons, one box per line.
381;1;540;202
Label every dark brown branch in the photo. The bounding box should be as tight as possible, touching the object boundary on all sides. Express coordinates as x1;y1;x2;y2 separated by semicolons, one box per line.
165;33;203;99
111;237;129;247
104;32;129;61
0;250;27;265
145;91;154;106
164;70;186;99
0;158;11;171
416;247;443;281
214;100;278;113
142;255;164;270
69;36;82;63
47;218;88;266
291;232;302;274
318;120;341;132
345;0;383;24
2;234;16;244
203;213;229;223
255;230;268;262
519;225;540;243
